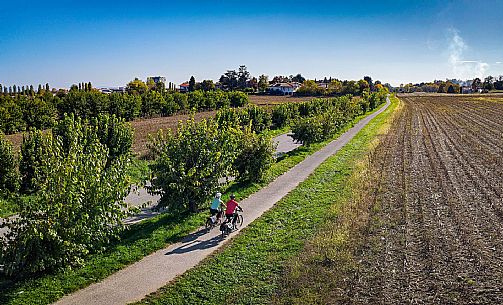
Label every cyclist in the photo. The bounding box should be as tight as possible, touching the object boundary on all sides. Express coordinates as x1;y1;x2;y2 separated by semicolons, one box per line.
224;194;242;225
210;192;224;221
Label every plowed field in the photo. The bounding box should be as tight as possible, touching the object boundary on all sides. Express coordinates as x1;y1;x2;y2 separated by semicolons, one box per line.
347;95;503;304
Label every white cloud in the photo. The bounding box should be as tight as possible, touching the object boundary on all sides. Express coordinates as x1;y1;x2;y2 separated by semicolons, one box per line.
447;28;489;79
496;61;502;64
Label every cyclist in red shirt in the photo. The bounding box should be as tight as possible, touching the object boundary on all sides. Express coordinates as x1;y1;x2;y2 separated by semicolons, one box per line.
225;194;241;225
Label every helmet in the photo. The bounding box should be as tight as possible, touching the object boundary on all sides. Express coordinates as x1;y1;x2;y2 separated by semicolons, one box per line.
216;192;222;198
230;194;236;199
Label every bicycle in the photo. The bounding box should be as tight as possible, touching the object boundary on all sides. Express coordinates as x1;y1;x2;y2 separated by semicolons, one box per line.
205;206;224;232
220;206;244;237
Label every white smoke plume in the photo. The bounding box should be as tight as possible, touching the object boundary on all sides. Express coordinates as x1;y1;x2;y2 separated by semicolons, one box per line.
448;29;489;79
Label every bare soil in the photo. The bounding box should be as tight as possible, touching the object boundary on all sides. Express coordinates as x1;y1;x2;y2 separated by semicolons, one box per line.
248;94;315;106
345;95;503;304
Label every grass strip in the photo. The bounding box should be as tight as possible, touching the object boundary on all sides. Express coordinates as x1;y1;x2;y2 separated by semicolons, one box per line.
0;103;387;305
0;198;17;218
133;97;397;304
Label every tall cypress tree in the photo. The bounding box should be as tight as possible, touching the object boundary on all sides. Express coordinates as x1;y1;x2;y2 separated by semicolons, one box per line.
37;84;42;93
13;85;17;94
87;82;92;91
188;76;196;92
45;83;50;92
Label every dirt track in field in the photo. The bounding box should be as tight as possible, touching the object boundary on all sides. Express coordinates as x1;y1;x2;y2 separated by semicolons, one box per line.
345;96;503;304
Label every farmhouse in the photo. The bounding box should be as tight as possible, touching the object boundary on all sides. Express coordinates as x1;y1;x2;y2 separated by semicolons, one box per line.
268;83;298;95
179;82;190;92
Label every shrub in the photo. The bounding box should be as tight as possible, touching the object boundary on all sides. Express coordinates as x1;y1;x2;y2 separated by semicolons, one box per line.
291;109;344;145
271;103;299;128
0;95;26;134
19;130;51;193
108;93;142;120
89;114;134;163
215;105;271;134
0;133;20;195
148;118;240;212
234;128;275;183
19;96;57;130
229;91;249;107
21;114;133;194
0;130;132;277
245;105;272;133
141;91;165;117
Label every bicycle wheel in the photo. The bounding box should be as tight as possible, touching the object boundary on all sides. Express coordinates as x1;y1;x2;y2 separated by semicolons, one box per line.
205;218;212;231
235;214;243;228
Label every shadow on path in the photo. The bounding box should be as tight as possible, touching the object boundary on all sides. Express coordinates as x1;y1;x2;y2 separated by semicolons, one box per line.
165;235;223;255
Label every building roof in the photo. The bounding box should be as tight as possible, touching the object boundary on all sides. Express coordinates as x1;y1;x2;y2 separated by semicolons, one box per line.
270;83;294;88
179;82;190;87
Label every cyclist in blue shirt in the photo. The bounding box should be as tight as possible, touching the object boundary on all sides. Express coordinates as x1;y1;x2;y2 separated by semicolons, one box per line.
210;192;224;218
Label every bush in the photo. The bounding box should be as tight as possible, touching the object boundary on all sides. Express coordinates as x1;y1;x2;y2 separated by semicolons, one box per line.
19;96;57;130
0;95;26;134
216;105;271;134
148;118;240;212
234;129;275;183
108;93;142;120
0;130;132;277
271;103;299;128
89;115;133;163
290;93;386;145
21;114;133;193
0;133;20;195
19;130;51;193
229;91;249;107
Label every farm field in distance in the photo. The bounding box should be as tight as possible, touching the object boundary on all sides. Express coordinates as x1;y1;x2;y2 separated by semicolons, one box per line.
333;95;503;303
4;94;313;157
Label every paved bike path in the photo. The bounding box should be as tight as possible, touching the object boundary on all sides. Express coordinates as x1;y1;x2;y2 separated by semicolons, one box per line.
55;98;390;305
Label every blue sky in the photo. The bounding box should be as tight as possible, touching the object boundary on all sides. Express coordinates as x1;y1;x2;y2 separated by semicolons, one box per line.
1;0;502;88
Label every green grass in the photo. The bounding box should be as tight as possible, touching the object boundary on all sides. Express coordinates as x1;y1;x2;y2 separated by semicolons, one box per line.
133;97;397;305
127;157;152;185
0;102;388;305
0;197;17;218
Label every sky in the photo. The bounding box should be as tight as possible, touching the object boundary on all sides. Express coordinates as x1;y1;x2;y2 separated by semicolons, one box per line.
1;0;502;88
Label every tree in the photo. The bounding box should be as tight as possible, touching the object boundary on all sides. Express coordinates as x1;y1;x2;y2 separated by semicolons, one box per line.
483;76;494;90
233;128;275;183
219;70;238;90
327;79;343;95
146;78;156;90
258;74;269;93
126;78;148;95
0;123;132;276
87;82;92;91
45;83;50;92
188;76;196;92
364;76;374;91
148;118;240;212
200;79;215;91
291;74;306;83
472;78;482;91
358;79;370;94
237;65;250;89
249;77;258;91
296;80;324;96
271;75;289;84
0;133;20;195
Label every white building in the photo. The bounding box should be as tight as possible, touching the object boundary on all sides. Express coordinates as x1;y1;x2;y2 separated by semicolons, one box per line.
268;83;297;95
